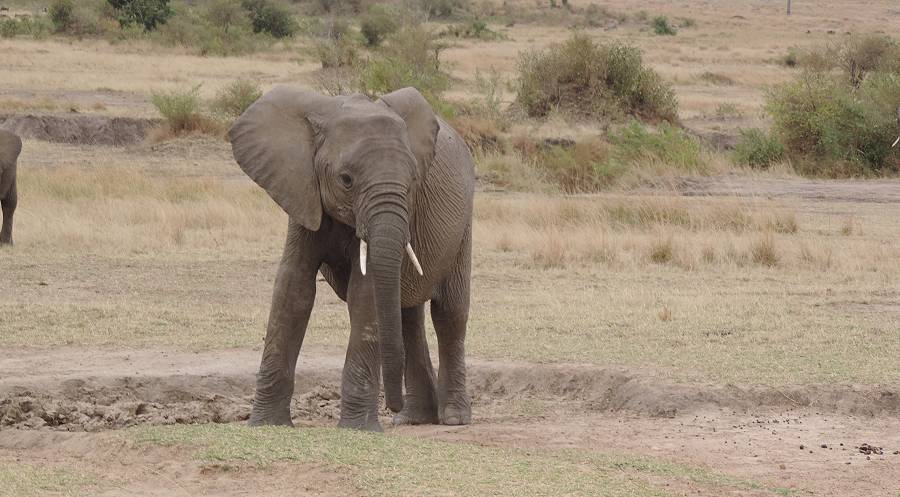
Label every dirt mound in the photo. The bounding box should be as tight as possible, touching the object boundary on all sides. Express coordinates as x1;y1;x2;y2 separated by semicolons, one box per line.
0;348;898;432
0;113;159;146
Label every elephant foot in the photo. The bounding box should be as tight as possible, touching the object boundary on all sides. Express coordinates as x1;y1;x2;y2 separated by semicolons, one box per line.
439;395;471;425
391;402;439;426
248;406;293;427
338;415;383;432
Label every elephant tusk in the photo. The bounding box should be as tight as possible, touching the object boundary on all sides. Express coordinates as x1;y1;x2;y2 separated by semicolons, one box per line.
893;135;899;148
360;239;368;276
406;243;424;276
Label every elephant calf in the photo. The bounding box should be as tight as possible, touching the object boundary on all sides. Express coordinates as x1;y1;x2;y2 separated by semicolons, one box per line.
229;86;475;431
0;129;20;245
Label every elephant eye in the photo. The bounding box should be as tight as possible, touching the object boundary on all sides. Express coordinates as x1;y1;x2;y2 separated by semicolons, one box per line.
338;172;353;189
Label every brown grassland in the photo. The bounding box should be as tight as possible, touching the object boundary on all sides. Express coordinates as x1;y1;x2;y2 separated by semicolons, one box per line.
1;0;899;496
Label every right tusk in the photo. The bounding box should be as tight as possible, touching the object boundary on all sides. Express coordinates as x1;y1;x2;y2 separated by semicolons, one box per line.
359;239;367;276
893;135;899;148
406;243;424;276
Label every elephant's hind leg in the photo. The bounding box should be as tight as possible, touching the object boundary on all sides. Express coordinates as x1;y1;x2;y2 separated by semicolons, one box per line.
0;179;16;245
430;230;472;426
392;304;439;425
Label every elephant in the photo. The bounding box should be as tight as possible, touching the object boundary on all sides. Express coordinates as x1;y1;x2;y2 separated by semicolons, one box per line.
0;129;20;245
228;86;475;431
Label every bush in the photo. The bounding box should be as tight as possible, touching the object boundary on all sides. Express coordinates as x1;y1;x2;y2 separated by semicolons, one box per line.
0;16;52;39
652;16;676;35
205;0;248;34
607;121;702;172
360;4;398;47
210;79;262;118
107;0;173;31
357;25;450;105
151;86;213;133
49;0;75;32
732;129;784;169
315;36;359;68
516;33;677;122
767;69;900;176
441;19;504;40
415;0;469;19
154;5;261;56
241;0;297;38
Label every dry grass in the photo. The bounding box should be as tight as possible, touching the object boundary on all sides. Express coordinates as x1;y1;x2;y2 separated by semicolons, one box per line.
3;159;898;386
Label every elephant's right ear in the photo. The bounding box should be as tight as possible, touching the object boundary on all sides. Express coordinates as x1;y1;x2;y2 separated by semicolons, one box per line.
228;86;338;232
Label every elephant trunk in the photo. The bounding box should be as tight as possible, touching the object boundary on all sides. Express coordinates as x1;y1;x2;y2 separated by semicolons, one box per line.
367;210;408;413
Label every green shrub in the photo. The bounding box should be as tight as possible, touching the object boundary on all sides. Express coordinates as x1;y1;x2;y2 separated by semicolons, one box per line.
107;0;173;31
315;36;359;68
0;16;52;39
151;86;211;133
516;33;677;122
732;129;784;169
360;4;398;47
652;16;676;35
608;121;702;172
49;0;76;32
205;0;248;34
441;19;504;40
767;70;900;176
241;0;297;38
154;5;261;56
415;0;469;19
210;79;262;118
357;25;450;105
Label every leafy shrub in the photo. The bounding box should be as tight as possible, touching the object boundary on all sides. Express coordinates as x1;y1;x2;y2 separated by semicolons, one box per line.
205;0;248;34
154;5;261;56
210;79;262;118
441;19;504;40
49;0;76;32
241;0;297;38
607;121;702;172
732;129;784;169
357;25;450;105
360;4;398;46
516;33;677;122
151;86;214;133
0;16;52;39
767;68;900;176
652;16;676;35
315;36;359;68
415;0;469;19
107;0;173;31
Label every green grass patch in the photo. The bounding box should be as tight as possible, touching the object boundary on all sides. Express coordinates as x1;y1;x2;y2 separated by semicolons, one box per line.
130;424;772;497
0;463;93;497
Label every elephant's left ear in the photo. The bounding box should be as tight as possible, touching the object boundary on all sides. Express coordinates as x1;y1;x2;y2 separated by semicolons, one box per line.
378;88;440;178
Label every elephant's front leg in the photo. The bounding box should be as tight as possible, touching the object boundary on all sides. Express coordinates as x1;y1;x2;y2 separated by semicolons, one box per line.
249;225;320;427
392;304;439;425
338;267;383;431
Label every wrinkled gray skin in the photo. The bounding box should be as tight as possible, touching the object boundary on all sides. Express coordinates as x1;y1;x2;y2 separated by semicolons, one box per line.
0;129;20;245
229;87;475;431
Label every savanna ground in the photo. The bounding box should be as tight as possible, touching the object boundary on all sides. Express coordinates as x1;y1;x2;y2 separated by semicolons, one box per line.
1;0;900;496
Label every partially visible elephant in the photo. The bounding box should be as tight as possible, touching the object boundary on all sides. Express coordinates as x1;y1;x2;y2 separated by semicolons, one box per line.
229;86;475;431
0;129;20;245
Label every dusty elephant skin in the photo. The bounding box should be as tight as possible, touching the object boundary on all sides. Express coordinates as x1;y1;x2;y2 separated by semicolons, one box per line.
229;87;475;431
0;129;20;245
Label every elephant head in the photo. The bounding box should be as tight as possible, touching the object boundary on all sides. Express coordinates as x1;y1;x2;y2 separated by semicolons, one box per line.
228;87;439;412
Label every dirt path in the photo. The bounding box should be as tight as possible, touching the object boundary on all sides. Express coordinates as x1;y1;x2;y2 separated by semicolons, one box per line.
1;347;898;496
676;176;900;204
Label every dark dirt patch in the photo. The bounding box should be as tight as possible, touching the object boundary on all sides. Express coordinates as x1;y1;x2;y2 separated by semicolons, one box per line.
0;348;898;432
0;113;159;146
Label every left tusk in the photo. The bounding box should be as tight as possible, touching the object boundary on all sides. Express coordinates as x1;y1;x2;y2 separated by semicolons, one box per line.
359;239;368;276
406;243;424;276
893;135;899;148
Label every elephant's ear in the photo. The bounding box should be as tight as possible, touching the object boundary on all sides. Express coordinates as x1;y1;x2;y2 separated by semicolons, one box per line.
378;88;440;178
228;86;339;232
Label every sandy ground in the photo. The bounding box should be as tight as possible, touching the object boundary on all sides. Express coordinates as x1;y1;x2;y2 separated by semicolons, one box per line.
1;347;899;496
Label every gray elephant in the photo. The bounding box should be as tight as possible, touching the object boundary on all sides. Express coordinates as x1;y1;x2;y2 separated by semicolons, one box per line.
0;129;20;245
229;86;475;431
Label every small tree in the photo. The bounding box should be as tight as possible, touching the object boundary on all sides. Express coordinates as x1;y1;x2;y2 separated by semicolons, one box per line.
107;0;173;31
206;0;247;34
241;0;297;38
